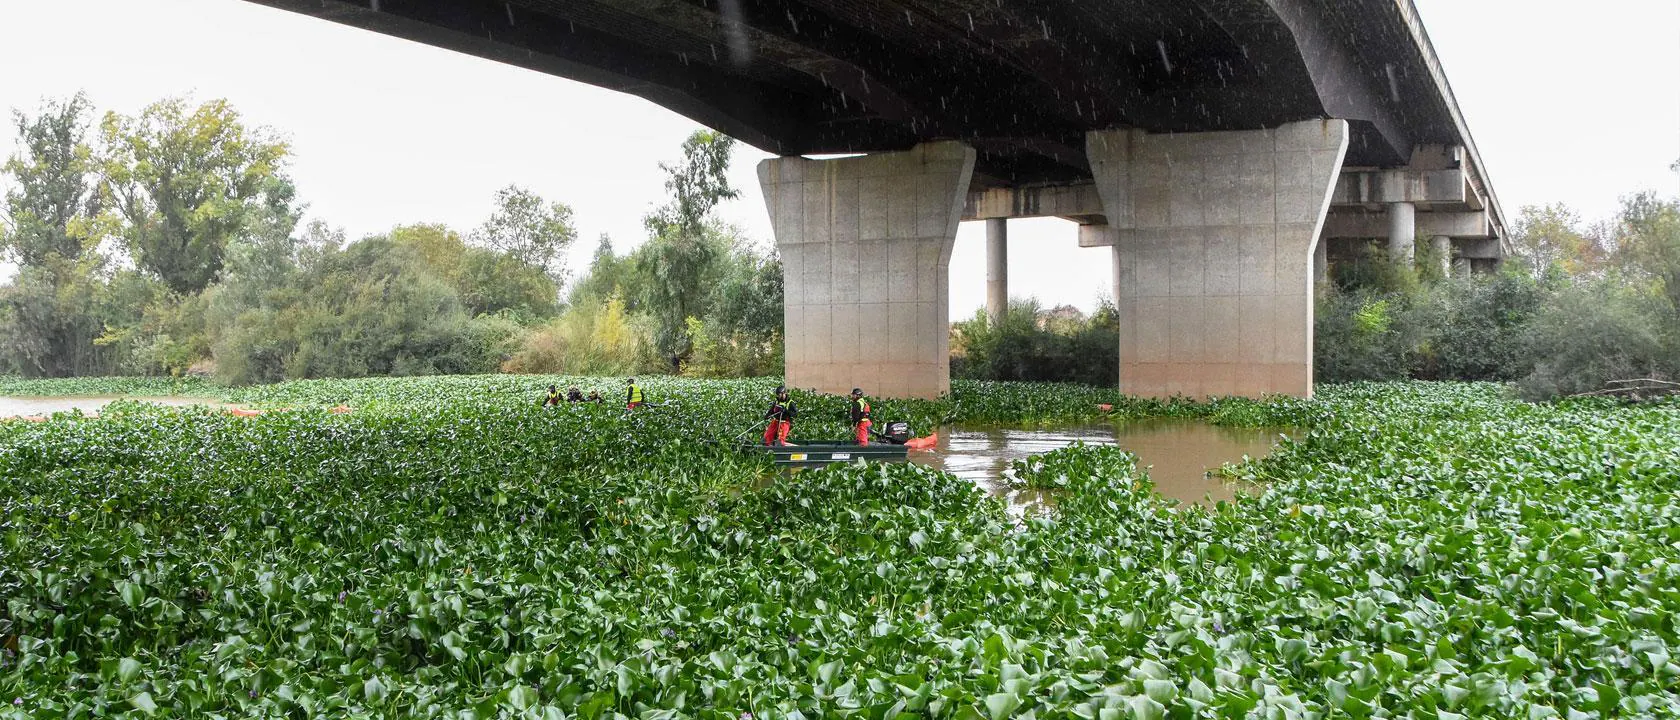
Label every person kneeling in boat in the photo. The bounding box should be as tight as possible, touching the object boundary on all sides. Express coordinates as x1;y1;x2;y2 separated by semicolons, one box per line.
762;386;797;446
849;388;872;446
543;385;563;408
566;386;584;403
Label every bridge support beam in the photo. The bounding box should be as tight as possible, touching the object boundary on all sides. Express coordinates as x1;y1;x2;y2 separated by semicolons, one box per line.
986;219;1008;325
758;142;976;400
1087;120;1349;399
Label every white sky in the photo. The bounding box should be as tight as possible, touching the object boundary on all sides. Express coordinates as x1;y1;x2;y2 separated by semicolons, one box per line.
2;0;1678;317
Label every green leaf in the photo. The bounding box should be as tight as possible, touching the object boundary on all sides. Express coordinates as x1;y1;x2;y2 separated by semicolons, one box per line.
984;692;1022;720
1129;694;1165;720
117;657;142;683
129;692;158;714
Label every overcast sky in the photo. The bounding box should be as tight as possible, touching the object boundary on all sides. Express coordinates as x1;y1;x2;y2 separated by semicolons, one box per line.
2;0;1677;316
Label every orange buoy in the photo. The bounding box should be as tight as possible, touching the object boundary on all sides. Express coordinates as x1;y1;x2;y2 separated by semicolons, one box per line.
905;433;939;451
1097;403;1114;412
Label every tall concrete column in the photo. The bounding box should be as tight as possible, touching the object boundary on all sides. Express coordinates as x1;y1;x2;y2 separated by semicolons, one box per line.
1430;235;1452;277
1088;120;1349;399
758;142;976;400
1313;235;1329;287
1387;201;1416;264
986;218;1008;325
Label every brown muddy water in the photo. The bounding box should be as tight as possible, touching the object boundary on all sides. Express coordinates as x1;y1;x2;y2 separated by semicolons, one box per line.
910;421;1299;515
0;395;241;418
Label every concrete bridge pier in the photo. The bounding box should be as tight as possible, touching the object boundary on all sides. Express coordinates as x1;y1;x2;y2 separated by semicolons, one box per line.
986;219;1008;325
758;142;976;400
1430;235;1453;276
1387;201;1416;264
1087;120;1350;399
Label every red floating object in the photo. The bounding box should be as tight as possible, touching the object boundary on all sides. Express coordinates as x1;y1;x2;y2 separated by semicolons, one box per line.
905;433;939;451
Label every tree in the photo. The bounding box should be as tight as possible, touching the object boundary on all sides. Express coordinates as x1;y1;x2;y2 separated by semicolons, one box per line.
648;130;739;237
636;130;740;359
1614;192;1680;315
99;98;290;294
471;185;577;281
0;94;129;376
2;93;101;267
390;224;559;319
1510;203;1606;279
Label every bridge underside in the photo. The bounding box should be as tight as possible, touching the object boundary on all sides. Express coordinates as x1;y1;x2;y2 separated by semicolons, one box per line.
246;0;1506;400
246;0;1467;186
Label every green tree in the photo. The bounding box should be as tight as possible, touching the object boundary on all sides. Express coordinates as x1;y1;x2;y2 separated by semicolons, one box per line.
389;223;559;319
99;98;290;294
471;185;577;282
2;93;101;267
0;94;130;376
1613;192;1680;314
1510;203;1606;279
636;130;740;359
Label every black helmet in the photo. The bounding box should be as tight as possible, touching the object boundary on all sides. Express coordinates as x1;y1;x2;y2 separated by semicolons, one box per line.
774;385;787;394
850;388;863;396
627;378;636;384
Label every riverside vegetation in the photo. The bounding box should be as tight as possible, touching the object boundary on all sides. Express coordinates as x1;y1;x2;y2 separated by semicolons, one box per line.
3;377;1678;717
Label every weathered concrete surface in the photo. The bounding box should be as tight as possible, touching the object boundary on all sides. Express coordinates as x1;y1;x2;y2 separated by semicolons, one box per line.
1087;120;1349;399
1387;201;1416;264
1430;235;1453;277
986;219;1008;325
1322;209;1491;239
759;142;975;400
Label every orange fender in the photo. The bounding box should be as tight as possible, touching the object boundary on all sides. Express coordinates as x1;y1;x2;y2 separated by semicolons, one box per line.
1097;403;1114;413
329;405;352;414
227;408;265;417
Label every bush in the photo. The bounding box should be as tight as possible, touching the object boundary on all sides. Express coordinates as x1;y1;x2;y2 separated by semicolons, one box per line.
1418;273;1547;381
503;294;658;375
1313;289;1420;382
952;299;1118;387
1516;280;1675;400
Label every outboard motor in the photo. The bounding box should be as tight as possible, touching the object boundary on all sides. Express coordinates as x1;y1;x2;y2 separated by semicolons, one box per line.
879;421;911;445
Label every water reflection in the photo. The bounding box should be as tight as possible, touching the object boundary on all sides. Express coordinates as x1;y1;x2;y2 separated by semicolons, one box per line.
910;421;1296;513
0;395;239;418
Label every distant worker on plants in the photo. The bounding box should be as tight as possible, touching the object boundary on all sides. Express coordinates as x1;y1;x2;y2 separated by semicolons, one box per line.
587;390;603;405
626;378;645;409
543;385;563;408
567;387;584;403
849;388;872;446
762;386;798;446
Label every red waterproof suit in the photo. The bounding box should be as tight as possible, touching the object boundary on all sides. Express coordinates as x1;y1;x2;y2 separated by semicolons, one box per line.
763;397;797;446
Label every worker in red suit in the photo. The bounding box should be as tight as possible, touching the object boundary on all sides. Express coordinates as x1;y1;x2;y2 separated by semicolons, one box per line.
762;386;797;446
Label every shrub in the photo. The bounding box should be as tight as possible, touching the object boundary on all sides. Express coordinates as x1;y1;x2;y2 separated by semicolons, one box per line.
1516;279;1675;400
952;299;1118;387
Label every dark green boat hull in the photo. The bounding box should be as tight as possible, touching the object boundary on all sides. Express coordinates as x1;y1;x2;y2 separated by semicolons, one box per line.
742;441;909;466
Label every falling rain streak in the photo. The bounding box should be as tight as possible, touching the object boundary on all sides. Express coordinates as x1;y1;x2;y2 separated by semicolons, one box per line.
719;0;751;67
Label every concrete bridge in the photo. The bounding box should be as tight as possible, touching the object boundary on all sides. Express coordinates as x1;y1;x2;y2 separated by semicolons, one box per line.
246;0;1508;399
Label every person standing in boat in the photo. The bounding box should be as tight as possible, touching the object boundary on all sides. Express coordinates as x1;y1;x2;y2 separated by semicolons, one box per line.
849;388;872;446
762;386;797;446
625;378;645;409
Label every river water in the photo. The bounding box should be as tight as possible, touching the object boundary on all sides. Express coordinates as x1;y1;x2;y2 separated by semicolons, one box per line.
910;421;1297;512
0;395;240;418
